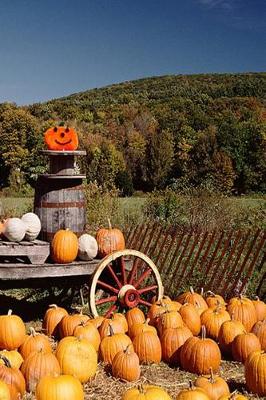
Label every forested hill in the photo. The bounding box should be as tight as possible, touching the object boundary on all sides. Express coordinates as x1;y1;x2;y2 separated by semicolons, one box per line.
1;73;266;194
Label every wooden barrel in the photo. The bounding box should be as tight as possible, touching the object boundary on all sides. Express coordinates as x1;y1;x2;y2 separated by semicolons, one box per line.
34;176;86;242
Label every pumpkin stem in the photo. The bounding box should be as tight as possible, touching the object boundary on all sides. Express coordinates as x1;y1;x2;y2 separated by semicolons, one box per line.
7;309;12;316
200;287;204;296
107;218;112;230
209;367;215;383
0;355;11;368
74;306;84;315
254;296;259;301
29;327;37;337
206;290;215;297
188;380;193;390
124;344;132;354
109;324;114;337
189;286;194;294
48;304;58;309
201;325;206;340
214;304;222;314
229;390;238;399
145;318;151;325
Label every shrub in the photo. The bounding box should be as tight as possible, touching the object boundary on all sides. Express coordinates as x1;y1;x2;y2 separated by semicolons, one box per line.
84;181;120;233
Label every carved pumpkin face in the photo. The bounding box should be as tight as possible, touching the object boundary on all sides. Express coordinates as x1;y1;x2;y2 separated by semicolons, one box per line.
44;126;79;151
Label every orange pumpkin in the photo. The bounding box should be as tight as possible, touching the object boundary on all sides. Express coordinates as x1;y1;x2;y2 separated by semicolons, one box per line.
73;321;101;351
227;296;257;332
0;355;26;400
96;219;125;258
99;325;132;365
42;304;68;337
0;310;26;350
19;327;52;359
180;326;221;375
194;368;230;400
59;312;90;338
36;375;84;400
245;350;266;396
56;336;97;383
112;344;140;382
44;126;79;151
21;350;60;392
177;287;208;311
51;229;79;264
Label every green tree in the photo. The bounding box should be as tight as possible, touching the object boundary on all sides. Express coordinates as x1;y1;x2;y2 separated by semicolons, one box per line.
147;129;175;189
217;118;266;193
0;105;42;188
85;141;126;189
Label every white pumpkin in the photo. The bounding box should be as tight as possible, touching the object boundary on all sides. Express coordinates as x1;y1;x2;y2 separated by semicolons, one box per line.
78;234;98;261
21;212;41;241
3;218;26;242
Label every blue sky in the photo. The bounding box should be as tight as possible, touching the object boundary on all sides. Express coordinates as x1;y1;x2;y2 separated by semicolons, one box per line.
0;0;265;105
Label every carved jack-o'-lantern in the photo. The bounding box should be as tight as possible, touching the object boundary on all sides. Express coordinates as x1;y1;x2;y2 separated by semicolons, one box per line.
44;126;79;151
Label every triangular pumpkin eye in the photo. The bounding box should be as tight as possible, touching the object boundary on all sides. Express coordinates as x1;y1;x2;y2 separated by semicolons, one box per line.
53;127;58;132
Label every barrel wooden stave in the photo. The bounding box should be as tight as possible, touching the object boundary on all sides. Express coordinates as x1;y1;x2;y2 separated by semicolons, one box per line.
34;177;86;242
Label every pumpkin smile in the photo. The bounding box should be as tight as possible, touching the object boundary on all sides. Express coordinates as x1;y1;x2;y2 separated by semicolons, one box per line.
44;126;79;151
55;138;72;146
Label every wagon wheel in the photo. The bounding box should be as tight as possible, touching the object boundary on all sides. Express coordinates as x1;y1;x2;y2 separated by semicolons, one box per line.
89;249;163;317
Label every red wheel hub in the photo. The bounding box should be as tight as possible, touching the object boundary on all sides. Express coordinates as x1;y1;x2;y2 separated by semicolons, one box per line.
124;289;140;308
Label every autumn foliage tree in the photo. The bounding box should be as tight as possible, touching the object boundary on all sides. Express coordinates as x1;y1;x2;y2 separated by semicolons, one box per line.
0;104;43;190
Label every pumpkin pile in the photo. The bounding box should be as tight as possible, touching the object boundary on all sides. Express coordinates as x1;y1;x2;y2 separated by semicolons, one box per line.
0;289;264;399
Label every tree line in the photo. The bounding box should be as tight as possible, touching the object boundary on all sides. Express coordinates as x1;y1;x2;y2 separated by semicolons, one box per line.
0;72;265;195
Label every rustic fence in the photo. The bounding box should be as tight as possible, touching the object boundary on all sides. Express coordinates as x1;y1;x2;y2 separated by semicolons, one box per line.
125;223;266;300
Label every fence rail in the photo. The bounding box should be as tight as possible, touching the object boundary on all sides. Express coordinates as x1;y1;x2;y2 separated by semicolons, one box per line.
125;223;266;300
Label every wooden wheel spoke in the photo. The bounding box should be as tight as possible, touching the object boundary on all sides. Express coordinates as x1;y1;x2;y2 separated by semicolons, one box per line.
120;256;127;285
90;249;163;317
97;279;119;294
128;257;139;284
95;295;117;305
107;263;122;289
138;284;158;294
105;304;117;318
133;268;152;289
138;298;152;307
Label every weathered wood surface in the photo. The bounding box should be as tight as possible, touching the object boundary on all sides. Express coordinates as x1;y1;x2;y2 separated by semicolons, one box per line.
40;150;87;156
40;150;86;176
0;260;99;280
34;177;86;242
40;174;86;179
0;240;50;265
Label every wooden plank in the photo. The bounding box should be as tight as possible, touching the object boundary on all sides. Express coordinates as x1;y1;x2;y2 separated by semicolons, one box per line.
40;174;86;179
0;260;99;279
0;240;50;265
40;150;86;156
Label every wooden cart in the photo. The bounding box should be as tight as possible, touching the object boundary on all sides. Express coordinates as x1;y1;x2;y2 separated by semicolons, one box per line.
0;147;163;317
0;243;163;318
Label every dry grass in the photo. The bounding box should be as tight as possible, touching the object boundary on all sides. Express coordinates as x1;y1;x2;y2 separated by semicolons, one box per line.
23;320;261;400
22;361;260;400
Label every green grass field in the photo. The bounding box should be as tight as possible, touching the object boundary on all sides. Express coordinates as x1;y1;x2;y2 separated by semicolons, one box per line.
0;194;265;230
